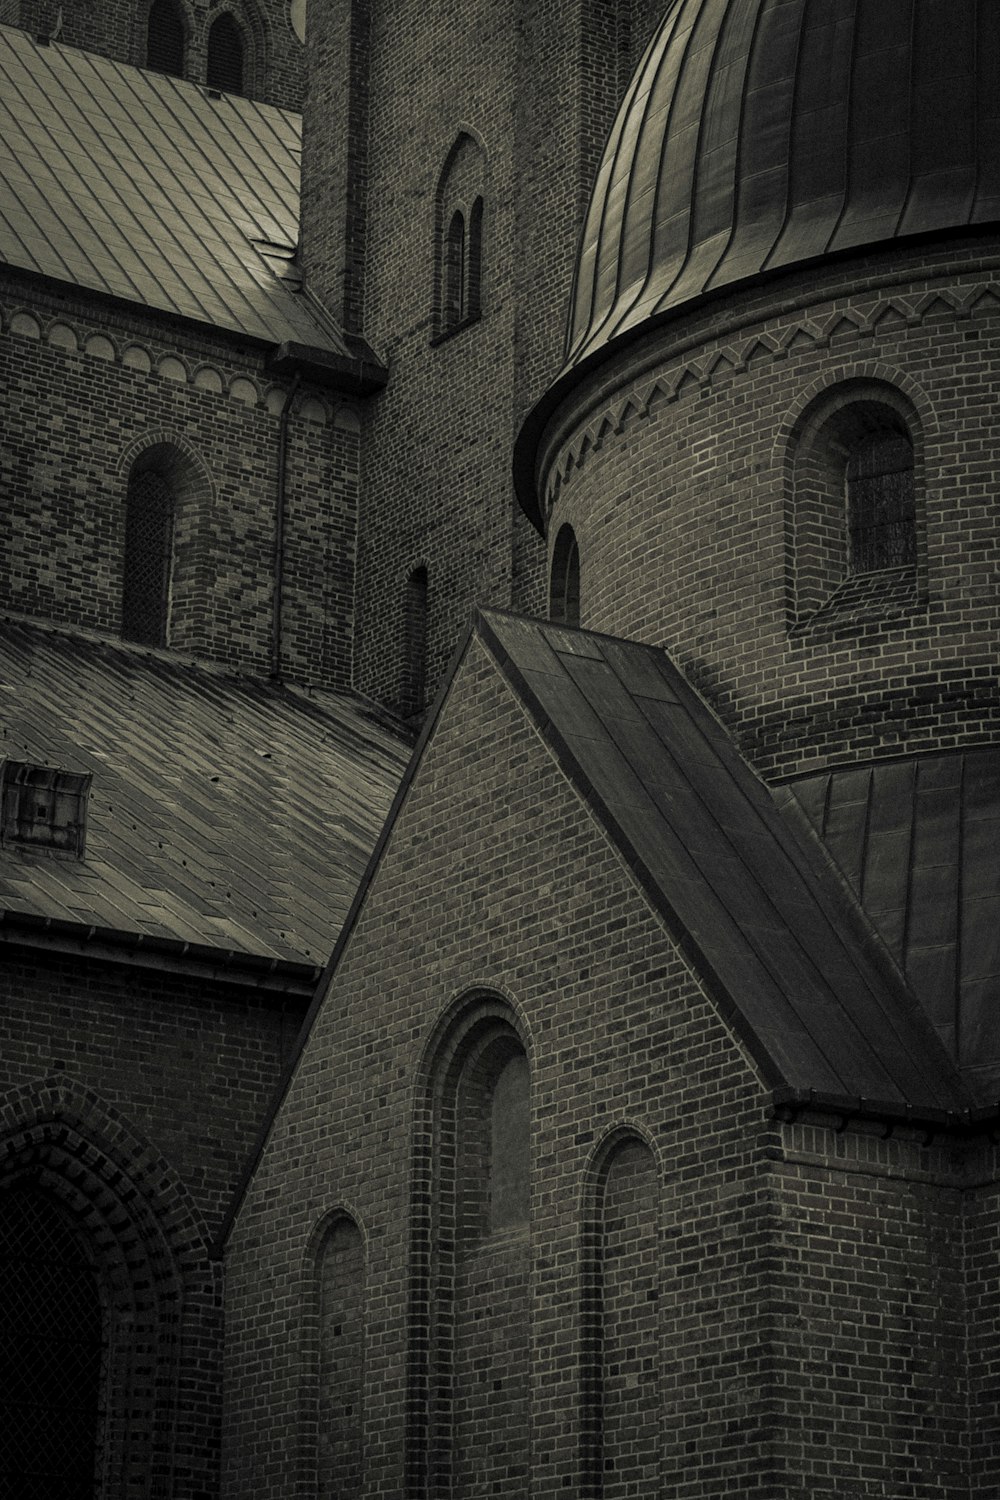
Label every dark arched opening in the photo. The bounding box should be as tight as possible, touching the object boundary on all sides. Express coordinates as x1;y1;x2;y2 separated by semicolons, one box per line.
206;12;245;94
0;1188;103;1497
122;464;176;647
550;523;580;626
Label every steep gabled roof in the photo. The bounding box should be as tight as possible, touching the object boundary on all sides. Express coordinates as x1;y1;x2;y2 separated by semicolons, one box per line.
219;607;974;1244
478;611;972;1116
0;619;410;972
0;24;347;354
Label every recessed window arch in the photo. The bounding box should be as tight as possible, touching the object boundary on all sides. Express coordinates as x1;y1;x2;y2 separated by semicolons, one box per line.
408;995;531;1495
434;133;487;340
146;0;186;76
120;438;211;651
581;1129;661;1497
122;459;176;647
314;1213;366;1498
786;379;923;621
207;11;246;94
550;522;581;626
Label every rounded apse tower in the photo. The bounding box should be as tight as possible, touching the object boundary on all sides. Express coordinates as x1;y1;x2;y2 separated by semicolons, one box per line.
516;0;1000;784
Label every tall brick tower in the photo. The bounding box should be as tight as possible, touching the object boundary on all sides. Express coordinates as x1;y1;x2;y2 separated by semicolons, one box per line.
300;0;663;714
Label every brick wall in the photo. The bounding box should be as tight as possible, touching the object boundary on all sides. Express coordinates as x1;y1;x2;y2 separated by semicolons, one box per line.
222;631;775;1498
0;281;359;689
770;1119;971;1499
0;943;307;1499
537;237;1000;778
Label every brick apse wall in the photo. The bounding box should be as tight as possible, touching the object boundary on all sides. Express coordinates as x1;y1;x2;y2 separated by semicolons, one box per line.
536;237;1000;780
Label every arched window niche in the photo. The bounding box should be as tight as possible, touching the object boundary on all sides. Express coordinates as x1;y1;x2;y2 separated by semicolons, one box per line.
581;1130;661;1498
550;522;581;626
407;994;531;1497
206;12;246;94
119;438;211;652
786;379;923;623
122;461;176;646
146;0;186;76
313;1213;366;1500
433;133;487;341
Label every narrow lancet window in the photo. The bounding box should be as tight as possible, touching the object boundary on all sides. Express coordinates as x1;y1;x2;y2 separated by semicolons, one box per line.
550;524;580;626
122;466;175;647
206;13;245;94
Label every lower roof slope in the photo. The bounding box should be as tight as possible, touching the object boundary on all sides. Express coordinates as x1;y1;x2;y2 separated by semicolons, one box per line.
0;619;410;968
0;23;348;354
479;611;973;1117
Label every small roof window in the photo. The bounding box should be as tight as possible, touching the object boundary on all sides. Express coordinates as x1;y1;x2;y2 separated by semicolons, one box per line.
1;762;91;857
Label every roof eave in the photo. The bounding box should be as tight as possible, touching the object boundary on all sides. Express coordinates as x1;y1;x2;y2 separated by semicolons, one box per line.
0;909;322;996
266;339;388;394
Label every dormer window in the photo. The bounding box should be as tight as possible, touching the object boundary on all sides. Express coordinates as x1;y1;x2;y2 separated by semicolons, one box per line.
0;762;91;857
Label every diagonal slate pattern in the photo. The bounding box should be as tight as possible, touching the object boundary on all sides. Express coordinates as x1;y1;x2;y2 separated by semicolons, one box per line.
477;610;972;1114
0;23;348;352
0;619;410;963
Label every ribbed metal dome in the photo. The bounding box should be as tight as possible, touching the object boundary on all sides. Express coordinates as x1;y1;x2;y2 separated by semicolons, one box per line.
565;0;1000;370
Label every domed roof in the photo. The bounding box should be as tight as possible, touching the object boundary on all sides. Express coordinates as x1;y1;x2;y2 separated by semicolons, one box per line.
564;0;1000;371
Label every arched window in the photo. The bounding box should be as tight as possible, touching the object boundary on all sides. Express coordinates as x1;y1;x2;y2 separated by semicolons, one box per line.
550;523;580;626
0;1188;103;1495
434;135;487;340
122;463;175;646
399;566;428;718
146;0;185;76
206;12;245;94
787;382;921;620
846;431;916;574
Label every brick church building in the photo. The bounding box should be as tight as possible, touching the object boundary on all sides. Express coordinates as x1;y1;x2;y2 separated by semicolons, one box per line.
1;0;999;1496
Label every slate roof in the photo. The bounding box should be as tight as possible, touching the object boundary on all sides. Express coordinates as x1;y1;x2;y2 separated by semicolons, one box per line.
477;611;973;1116
0;619;410;969
0;23;348;353
786;752;1000;1100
